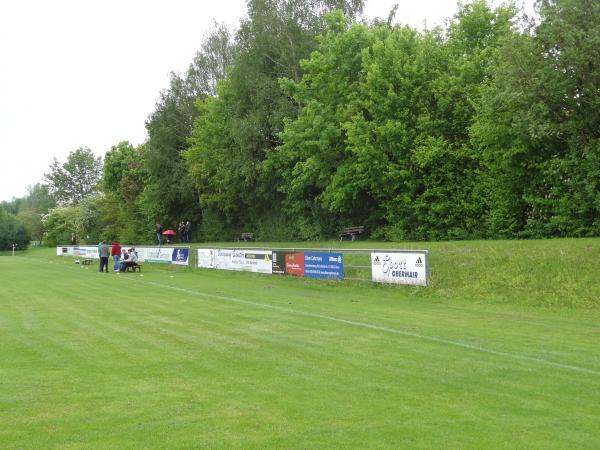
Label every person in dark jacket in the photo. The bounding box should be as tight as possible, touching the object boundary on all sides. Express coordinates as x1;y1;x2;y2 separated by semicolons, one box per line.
156;222;163;245
184;220;191;243
99;240;110;273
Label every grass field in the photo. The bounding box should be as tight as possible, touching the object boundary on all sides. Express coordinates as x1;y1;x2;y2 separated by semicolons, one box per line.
1;240;600;449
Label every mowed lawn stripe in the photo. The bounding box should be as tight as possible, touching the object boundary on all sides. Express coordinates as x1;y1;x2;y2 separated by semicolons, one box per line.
116;274;600;376
1;255;600;448
5;256;600;381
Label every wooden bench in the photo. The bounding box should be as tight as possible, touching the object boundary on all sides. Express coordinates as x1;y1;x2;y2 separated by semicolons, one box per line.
240;232;254;242
122;262;142;272
339;226;365;241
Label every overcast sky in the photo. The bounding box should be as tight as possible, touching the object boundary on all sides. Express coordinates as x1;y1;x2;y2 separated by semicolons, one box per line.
0;0;534;202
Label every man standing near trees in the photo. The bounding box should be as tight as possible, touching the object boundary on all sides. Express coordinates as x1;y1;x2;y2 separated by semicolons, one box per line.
99;240;110;273
156;222;163;245
184;220;191;243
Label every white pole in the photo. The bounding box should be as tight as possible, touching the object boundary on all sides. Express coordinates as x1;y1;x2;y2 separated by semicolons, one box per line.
12;243;16;256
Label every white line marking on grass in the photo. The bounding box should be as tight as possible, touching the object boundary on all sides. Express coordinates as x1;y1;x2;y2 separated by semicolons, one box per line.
127;278;600;377
25;257;598;377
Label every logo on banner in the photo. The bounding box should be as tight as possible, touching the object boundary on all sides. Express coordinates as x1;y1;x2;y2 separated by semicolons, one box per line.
382;254;407;273
176;249;187;262
171;248;189;265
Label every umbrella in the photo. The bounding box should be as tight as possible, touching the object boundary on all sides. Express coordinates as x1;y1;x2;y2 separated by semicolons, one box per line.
162;229;176;235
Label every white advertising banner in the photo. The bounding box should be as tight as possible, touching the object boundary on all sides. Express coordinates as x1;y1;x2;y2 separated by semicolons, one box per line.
371;251;428;286
133;247;189;265
215;249;273;274
136;247;173;264
57;246;99;259
77;246;99;259
197;249;216;268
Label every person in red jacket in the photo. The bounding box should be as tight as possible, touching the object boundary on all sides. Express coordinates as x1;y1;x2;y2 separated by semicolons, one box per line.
111;239;122;273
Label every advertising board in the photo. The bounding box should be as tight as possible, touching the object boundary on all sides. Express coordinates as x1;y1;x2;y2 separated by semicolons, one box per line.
170;248;190;266
215;249;273;274
286;253;305;277
135;247;173;264
272;252;305;276
56;246;99;259
304;252;343;279
371;252;428;286
77;246;99;259
272;251;287;275
197;249;216;268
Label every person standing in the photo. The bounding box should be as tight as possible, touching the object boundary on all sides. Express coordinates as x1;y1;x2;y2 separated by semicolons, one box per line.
111;239;122;272
156;222;163;245
178;221;185;243
99;240;110;273
184;220;191;243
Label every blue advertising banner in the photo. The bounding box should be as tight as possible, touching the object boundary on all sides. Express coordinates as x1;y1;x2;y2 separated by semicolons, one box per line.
304;252;343;279
171;247;190;266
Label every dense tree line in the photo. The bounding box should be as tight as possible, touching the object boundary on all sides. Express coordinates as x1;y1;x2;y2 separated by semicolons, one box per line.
3;0;600;248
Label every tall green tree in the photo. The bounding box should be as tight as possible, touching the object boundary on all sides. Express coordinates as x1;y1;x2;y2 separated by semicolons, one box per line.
265;13;376;238
270;2;515;240
143;22;236;229
101;141;150;242
471;0;600;237
17;184;55;244
44;147;102;206
186;0;364;240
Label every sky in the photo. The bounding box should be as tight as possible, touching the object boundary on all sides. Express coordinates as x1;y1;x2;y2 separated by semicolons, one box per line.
0;0;534;202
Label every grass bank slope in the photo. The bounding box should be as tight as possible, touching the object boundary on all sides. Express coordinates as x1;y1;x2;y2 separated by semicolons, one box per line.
204;237;600;309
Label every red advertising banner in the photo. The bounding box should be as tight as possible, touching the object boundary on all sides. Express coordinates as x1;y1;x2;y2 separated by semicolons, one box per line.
285;252;305;276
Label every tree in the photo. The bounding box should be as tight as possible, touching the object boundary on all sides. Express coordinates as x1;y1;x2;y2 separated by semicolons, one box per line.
186;21;238;97
2;184;56;245
0;208;29;250
17;184;56;243
265;13;375;237
44;147;102;206
471;0;600;237
143;22;237;229
101;141;151;243
268;2;515;240
186;0;365;240
42;194;120;246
